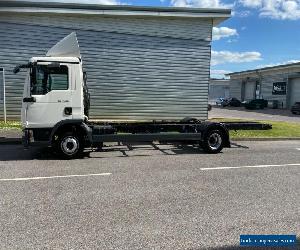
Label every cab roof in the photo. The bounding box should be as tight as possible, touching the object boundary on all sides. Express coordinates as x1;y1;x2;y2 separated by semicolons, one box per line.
30;57;80;63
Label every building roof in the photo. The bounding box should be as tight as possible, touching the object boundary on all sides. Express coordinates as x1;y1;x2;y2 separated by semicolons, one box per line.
0;1;231;25
210;78;230;86
228;62;300;77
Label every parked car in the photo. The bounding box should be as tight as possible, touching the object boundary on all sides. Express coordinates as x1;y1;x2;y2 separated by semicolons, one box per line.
222;98;242;107
291;102;300;115
244;99;268;110
216;98;226;106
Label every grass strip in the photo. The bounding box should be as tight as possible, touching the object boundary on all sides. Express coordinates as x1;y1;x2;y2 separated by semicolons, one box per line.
210;118;300;139
0;121;22;130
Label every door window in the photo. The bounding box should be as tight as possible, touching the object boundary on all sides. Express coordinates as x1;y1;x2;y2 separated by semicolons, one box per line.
31;65;68;95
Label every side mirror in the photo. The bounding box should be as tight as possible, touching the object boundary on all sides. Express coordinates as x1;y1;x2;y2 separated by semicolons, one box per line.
23;97;36;103
13;63;33;74
13;66;20;74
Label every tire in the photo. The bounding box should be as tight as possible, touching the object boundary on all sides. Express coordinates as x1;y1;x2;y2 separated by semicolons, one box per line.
55;132;84;159
202;129;224;154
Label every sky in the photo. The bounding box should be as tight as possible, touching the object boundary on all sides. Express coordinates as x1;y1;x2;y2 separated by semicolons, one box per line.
22;0;300;78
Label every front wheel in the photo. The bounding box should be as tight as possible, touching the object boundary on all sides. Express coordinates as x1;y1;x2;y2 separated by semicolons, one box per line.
55;132;84;159
202;130;224;154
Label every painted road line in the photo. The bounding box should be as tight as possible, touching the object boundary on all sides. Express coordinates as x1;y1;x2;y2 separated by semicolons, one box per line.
0;173;112;182
200;163;300;171
296;148;300;151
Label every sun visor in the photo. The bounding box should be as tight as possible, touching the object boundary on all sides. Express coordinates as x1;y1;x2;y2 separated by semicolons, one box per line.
46;32;81;58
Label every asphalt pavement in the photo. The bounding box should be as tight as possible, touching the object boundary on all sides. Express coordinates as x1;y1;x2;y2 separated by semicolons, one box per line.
0;141;299;249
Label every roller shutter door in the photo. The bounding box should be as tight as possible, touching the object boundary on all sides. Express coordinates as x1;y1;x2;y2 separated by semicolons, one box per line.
289;78;300;107
244;81;256;101
209;85;226;100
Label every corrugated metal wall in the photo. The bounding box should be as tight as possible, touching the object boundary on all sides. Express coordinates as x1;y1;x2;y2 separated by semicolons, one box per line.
0;13;212;121
209;85;229;100
0;69;3;104
0;14;212;41
229;79;242;100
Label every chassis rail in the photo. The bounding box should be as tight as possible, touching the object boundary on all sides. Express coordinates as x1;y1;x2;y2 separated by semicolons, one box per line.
221;122;272;131
93;133;202;142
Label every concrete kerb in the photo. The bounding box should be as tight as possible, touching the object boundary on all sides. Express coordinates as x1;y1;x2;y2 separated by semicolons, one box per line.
0;129;22;144
232;138;300;142
0;138;22;145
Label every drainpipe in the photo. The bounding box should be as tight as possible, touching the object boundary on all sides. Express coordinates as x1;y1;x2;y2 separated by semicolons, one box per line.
286;73;290;109
255;69;263;99
3;69;6;123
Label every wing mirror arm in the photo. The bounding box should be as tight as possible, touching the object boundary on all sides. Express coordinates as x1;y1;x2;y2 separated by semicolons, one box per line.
13;63;33;74
23;97;36;103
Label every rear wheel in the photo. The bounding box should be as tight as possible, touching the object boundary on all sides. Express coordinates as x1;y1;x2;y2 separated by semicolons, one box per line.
202;129;224;154
55;132;84;159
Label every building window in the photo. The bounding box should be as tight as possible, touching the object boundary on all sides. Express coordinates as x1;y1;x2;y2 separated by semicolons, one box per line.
272;82;287;95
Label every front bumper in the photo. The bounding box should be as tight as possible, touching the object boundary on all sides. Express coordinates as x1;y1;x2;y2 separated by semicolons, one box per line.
22;129;49;147
22;129;31;148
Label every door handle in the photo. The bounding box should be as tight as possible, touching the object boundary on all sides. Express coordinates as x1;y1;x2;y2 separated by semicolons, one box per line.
23;97;36;103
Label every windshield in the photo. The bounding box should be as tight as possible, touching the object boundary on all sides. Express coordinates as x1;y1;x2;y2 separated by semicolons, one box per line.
31;64;69;95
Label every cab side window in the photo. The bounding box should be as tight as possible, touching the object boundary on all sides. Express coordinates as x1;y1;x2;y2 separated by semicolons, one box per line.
31;65;68;95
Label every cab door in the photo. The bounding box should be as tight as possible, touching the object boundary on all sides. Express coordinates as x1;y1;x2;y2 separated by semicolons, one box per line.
25;62;73;128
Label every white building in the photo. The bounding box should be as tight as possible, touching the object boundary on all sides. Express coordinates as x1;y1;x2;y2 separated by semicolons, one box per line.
228;62;300;108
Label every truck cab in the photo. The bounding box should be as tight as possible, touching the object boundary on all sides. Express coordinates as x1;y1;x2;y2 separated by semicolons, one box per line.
18;56;91;156
21;57;87;129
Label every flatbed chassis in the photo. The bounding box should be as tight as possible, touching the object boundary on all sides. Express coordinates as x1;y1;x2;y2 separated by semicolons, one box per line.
23;119;235;158
88;120;225;144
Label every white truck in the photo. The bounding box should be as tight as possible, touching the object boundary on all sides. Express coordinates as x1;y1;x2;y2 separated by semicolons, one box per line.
14;33;230;159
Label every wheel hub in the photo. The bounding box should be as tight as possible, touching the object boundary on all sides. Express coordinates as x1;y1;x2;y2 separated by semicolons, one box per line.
208;133;222;150
61;136;79;155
